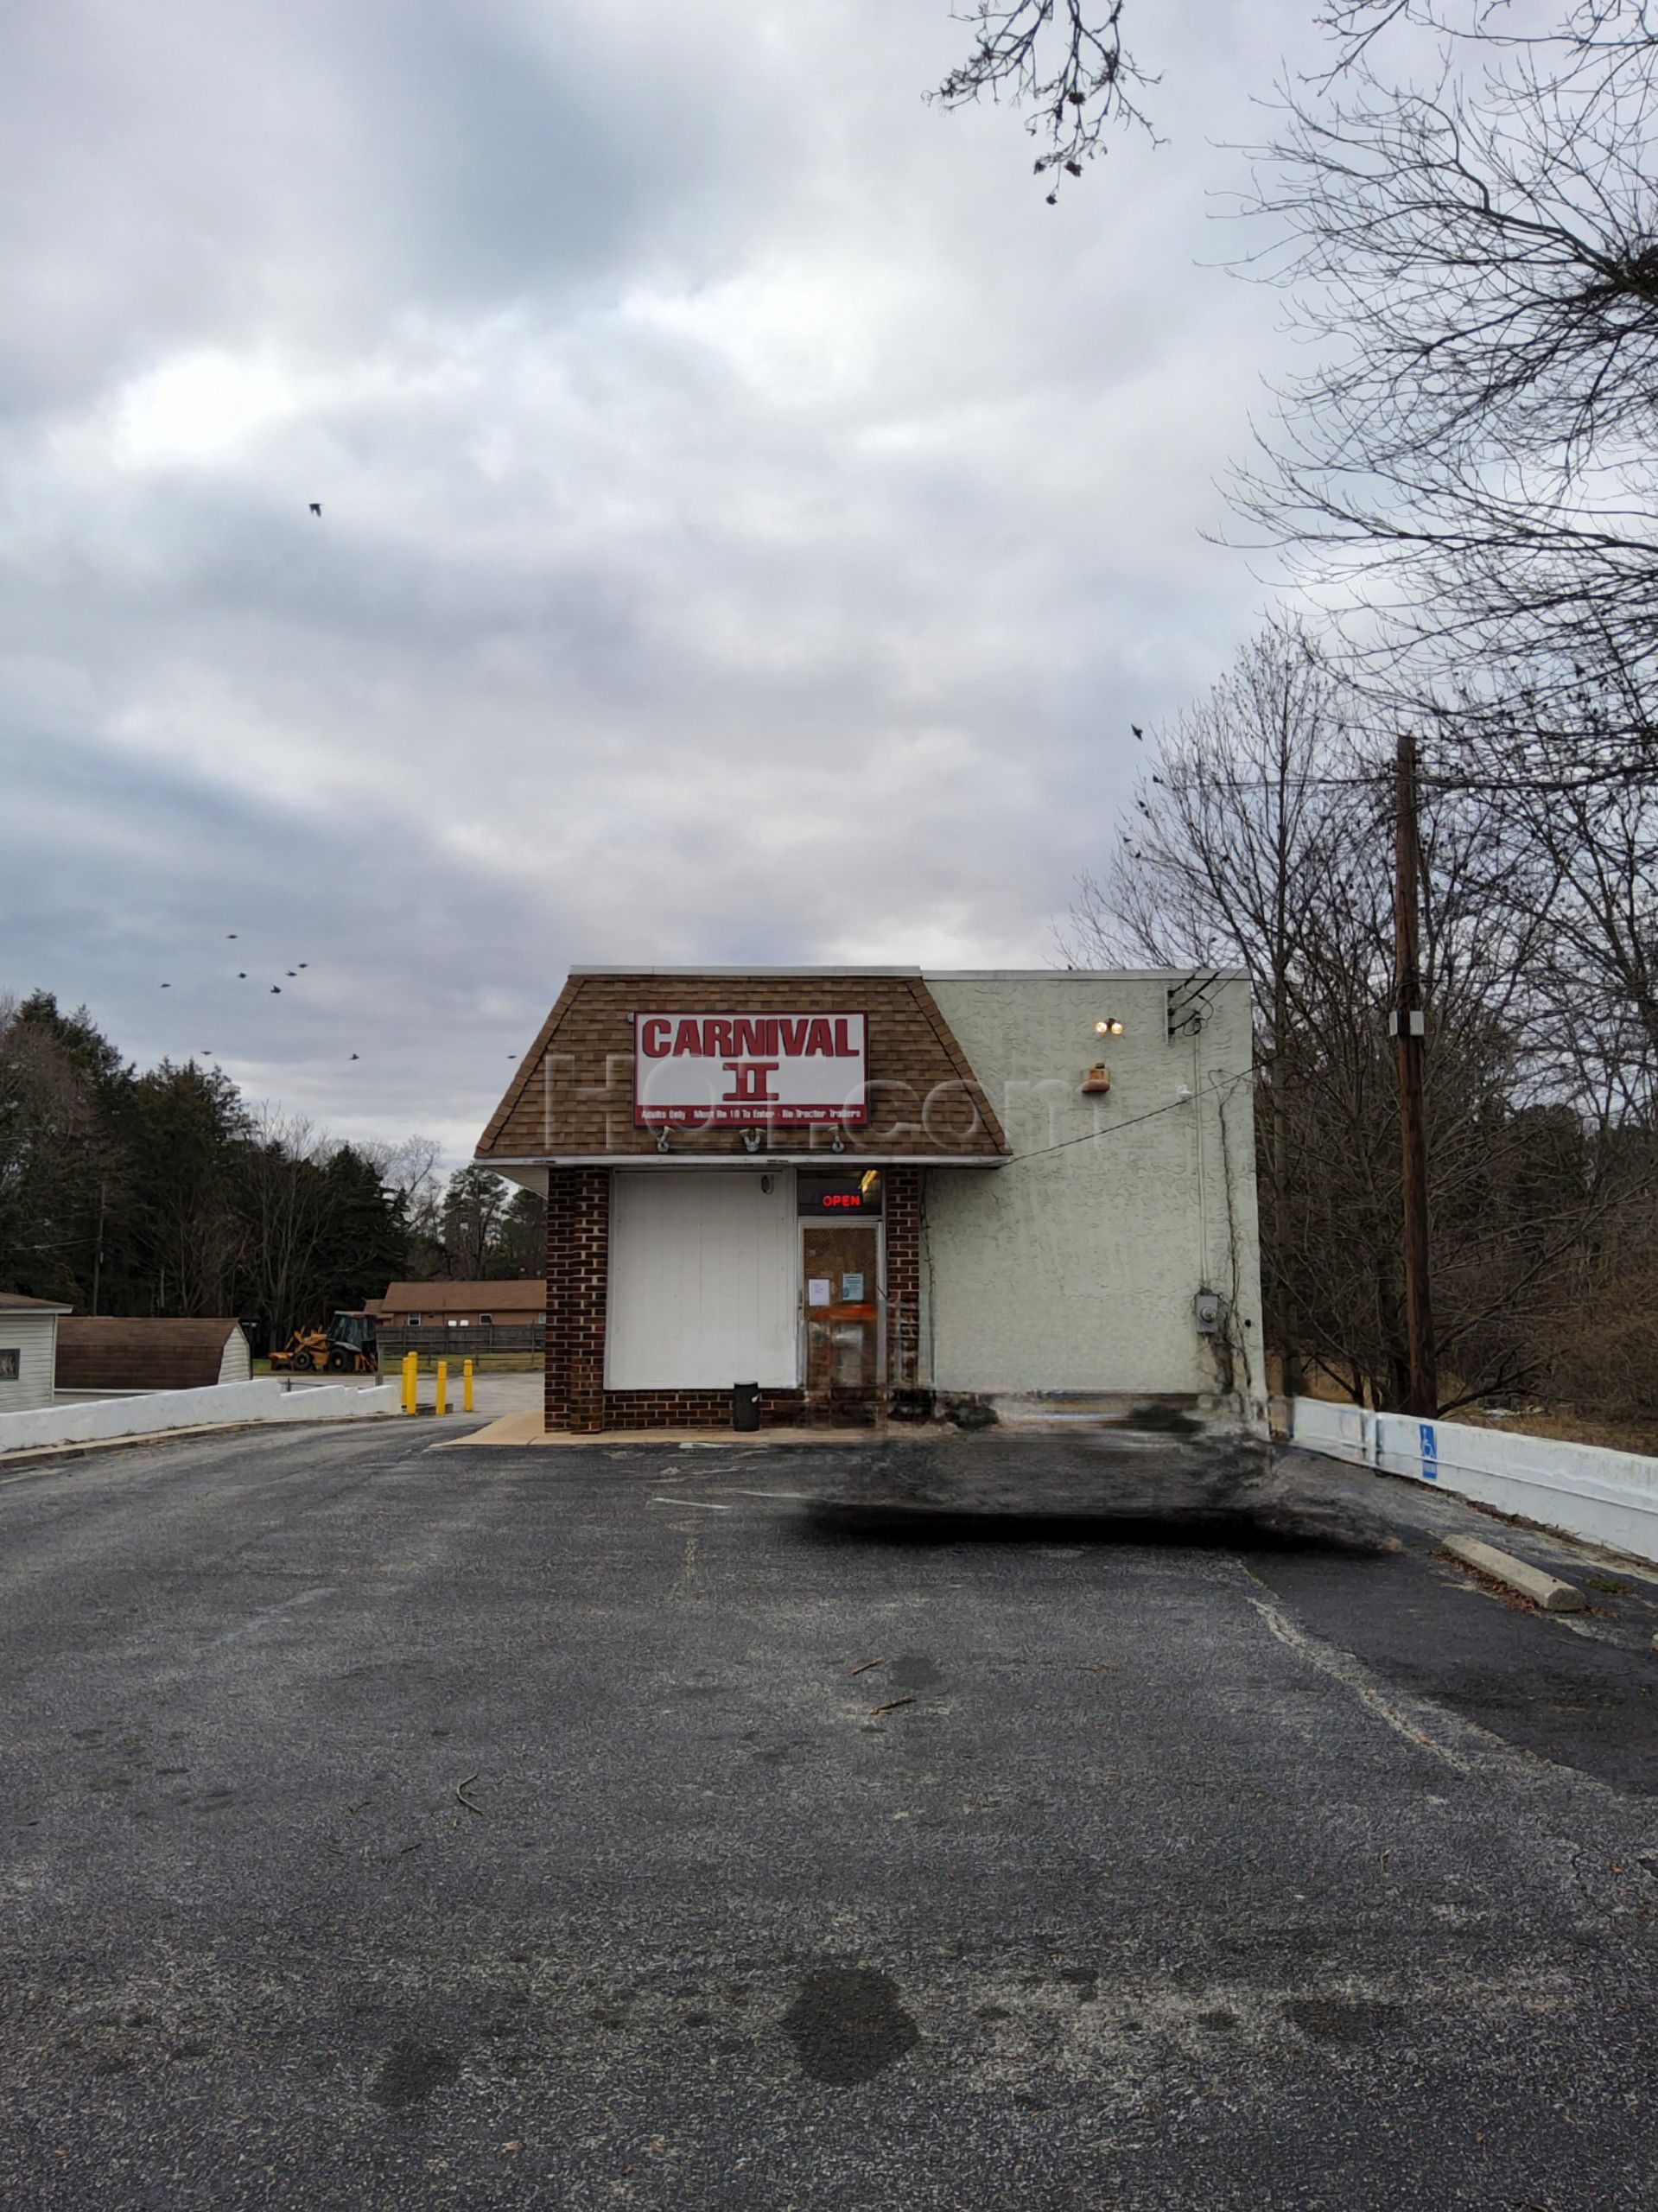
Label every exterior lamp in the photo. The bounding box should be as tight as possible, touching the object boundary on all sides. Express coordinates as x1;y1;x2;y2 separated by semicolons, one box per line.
1094;1019;1123;1036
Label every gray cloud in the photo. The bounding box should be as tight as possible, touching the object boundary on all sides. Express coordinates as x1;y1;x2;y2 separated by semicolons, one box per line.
3;0;1318;1162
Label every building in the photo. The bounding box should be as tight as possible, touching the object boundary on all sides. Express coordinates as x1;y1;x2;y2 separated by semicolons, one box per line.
474;968;1266;1436
54;1318;252;1395
0;1292;73;1413
368;1281;547;1330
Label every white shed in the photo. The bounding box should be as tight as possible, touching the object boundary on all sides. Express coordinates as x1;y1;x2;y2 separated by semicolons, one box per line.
0;1293;73;1414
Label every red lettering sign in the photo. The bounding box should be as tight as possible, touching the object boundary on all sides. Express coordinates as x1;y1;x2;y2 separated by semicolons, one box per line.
721;1060;780;1103
633;1009;868;1127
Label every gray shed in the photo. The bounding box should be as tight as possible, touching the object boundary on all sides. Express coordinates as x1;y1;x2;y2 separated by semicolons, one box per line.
0;1292;73;1413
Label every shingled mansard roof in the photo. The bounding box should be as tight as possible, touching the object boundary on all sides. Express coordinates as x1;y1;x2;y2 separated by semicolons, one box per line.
477;969;1009;1164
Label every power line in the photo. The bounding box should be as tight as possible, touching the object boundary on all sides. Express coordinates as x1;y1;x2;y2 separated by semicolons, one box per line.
1148;759;1655;798
1007;1068;1253;1166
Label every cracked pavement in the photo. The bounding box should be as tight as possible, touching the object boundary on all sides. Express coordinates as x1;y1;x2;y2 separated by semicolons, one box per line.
4;1419;1658;2209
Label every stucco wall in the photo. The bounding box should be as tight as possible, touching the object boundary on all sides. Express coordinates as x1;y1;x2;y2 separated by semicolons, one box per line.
0;1311;60;1414
921;972;1265;1406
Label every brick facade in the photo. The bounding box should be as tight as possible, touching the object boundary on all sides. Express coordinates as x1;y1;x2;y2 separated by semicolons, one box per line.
543;1163;927;1434
884;1166;921;1394
514;971;987;1435
543;1167;611;1433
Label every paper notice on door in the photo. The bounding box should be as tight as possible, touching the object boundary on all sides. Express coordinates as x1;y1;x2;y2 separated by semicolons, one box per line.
842;1272;864;1301
808;1277;832;1307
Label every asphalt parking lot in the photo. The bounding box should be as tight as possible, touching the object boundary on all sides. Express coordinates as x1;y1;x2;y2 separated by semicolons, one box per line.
5;1418;1658;2210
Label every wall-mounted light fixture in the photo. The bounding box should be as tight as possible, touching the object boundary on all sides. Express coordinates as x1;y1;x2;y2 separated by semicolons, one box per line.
1094;1018;1124;1036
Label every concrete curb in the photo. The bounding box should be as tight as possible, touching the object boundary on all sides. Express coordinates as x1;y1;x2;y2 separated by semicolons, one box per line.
0;1414;400;1480
1441;1535;1587;1613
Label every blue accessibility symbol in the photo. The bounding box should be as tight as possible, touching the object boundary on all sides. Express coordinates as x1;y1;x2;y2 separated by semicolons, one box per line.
1419;1422;1438;1478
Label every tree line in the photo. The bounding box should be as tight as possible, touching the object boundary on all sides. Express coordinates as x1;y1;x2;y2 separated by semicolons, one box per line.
0;992;544;1348
999;0;1658;1421
1072;623;1658;1421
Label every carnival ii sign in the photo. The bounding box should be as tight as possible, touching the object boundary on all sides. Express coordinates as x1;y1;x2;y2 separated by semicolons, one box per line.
634;1012;868;1127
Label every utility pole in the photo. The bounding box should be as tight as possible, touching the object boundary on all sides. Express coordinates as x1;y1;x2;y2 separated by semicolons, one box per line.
1393;729;1437;1416
91;1180;106;1318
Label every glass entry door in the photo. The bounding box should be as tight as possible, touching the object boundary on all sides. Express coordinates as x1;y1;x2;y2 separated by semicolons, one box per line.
802;1223;880;1403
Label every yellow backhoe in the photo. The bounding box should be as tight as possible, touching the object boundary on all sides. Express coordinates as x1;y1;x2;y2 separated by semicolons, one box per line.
270;1310;378;1375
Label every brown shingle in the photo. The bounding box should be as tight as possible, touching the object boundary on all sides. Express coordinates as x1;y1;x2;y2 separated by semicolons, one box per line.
369;1280;545;1318
55;1319;247;1393
475;972;1009;1162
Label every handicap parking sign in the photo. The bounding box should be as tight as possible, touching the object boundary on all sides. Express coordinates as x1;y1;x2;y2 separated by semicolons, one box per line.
1419;1422;1438;1478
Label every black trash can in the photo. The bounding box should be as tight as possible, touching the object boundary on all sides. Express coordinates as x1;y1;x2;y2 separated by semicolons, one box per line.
732;1382;760;1432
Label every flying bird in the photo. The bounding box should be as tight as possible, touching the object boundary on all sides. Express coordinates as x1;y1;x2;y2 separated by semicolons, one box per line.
227;933;238;940
296;963;308;969
1131;725;1144;740
286;970;297;978
237;971;247;979
309;503;321;517
350;1052;359;1061
270;986;282;995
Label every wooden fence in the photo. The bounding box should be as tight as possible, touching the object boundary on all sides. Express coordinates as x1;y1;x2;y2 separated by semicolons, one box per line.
377;1324;544;1367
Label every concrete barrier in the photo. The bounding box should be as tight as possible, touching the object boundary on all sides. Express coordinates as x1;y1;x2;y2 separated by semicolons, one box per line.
1292;1396;1658;1565
0;1379;399;1458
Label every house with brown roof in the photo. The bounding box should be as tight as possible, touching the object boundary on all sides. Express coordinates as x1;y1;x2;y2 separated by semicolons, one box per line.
54;1318;252;1396
368;1281;546;1329
0;1292;73;1413
473;966;1266;1435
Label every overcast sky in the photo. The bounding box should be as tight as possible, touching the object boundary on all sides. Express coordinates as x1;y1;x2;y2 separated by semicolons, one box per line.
3;0;1318;1164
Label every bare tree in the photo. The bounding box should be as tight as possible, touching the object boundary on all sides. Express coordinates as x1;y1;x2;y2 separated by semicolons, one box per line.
1068;622;1361;1393
1504;755;1658;1124
439;1168;511;1281
931;0;1158;192
236;1111;336;1347
1231;10;1658;762
1070;624;1598;1412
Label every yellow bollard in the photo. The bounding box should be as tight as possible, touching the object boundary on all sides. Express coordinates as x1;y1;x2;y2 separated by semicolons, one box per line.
435;1359;448;1417
462;1358;473;1413
402;1351;417;1415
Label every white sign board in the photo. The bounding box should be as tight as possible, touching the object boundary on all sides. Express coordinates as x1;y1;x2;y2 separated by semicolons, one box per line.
634;1011;867;1128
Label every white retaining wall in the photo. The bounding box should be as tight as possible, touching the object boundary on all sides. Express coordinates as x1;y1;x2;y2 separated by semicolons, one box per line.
1292;1396;1658;1565
0;1378;399;1457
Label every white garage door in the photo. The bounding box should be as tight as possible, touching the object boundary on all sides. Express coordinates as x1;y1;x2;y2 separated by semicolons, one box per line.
607;1171;798;1389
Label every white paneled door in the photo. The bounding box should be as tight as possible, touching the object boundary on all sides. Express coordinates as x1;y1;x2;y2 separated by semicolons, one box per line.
606;1171;798;1389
